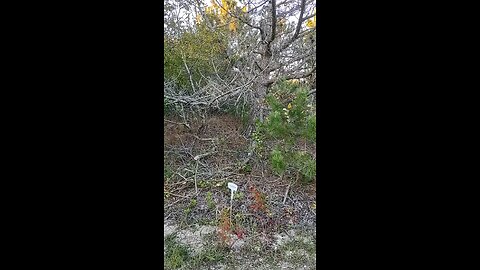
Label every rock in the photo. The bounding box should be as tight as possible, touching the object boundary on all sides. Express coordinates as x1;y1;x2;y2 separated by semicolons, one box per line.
231;238;246;252
164;224;177;237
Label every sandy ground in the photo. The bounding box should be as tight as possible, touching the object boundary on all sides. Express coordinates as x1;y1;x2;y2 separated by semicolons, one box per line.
164;222;316;269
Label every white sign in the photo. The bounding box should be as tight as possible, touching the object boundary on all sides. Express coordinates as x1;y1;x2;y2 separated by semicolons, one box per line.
228;182;238;192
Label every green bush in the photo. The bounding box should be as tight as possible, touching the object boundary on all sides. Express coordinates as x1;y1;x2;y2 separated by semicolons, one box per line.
257;81;316;182
164;24;229;93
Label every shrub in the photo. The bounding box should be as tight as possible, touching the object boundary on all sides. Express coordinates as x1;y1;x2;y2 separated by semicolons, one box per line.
164;24;229;93
257;81;316;182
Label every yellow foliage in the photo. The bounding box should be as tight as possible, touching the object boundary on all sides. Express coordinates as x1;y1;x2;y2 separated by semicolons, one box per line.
205;0;240;30
306;8;316;29
195;14;202;24
289;79;300;84
242;6;247;13
229;21;237;32
206;6;214;14
306;19;315;28
220;8;228;18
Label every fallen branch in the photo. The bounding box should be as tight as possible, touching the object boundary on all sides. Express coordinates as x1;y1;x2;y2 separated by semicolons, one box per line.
193;151;217;161
164;192;189;199
164;194;192;209
282;181;291;205
164;119;191;129
283;173;299;204
191;135;217;141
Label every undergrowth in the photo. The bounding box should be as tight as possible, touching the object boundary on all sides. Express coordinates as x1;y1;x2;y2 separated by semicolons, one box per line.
256;80;316;183
165;234;190;269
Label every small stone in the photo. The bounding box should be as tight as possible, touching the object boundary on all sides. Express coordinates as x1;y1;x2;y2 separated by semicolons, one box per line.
231;238;246;251
164;224;177;237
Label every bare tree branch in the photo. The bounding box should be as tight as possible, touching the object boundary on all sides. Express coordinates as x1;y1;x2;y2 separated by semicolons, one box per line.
279;0;307;52
266;66;316;85
269;0;277;44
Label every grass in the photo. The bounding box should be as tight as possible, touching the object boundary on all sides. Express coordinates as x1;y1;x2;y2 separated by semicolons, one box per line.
164;234;191;269
190;244;229;268
164;232;229;270
164;165;174;180
183;198;197;215
206;191;215;210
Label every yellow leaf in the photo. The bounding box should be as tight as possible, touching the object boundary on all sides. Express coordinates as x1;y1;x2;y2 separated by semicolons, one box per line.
229;21;237;32
242;6;247;13
306;19;315;29
287;103;292;110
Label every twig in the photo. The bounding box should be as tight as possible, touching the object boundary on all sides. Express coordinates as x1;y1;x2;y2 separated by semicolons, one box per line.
282;176;290;205
180;104;189;128
165;196;191;209
181;53;196;92
164;211;173;220
164;119;191;129
191;134;217;141
193;151;217;161
176;173;191;182
164;192;189;199
283;173;299;205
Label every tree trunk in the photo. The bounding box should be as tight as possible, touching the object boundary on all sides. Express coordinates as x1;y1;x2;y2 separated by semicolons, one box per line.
244;46;271;136
243;83;268;137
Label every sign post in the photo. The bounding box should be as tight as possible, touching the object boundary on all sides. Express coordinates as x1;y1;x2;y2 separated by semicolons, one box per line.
227;182;238;225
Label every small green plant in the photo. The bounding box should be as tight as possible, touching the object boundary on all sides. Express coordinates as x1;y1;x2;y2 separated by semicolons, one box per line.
164;165;174;180
198;180;209;188
234;191;245;200
164;97;172;116
252;125;266;158
184;198;197;215
190;244;227;267
164;234;191;269
206;192;215;210
239;163;252;174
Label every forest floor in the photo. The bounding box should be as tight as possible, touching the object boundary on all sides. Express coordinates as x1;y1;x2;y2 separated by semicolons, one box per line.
164;112;316;269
